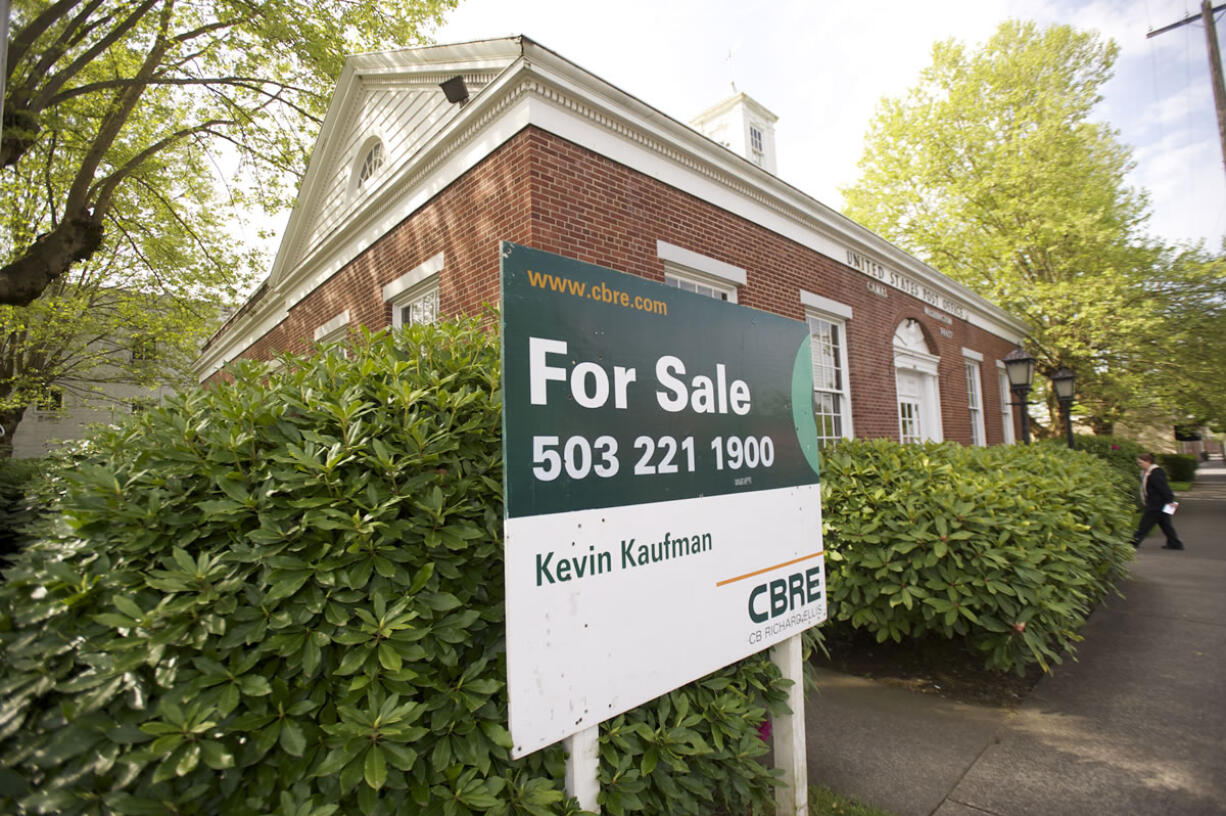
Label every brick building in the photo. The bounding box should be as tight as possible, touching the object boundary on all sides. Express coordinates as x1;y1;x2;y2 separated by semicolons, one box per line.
194;36;1029;447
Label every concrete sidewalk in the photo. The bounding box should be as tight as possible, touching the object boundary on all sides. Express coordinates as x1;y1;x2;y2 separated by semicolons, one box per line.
806;461;1226;816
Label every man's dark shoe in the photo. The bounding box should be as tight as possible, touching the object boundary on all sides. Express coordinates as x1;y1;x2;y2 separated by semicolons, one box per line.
1161;543;1184;550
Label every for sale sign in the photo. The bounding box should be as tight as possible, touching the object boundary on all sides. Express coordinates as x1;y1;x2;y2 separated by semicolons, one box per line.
501;243;825;757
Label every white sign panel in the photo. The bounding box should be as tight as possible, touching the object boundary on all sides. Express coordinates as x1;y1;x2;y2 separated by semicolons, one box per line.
501;243;825;757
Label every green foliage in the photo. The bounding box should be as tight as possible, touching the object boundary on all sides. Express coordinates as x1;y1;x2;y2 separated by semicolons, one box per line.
1068;434;1144;501
1157;454;1198;484
2;0;463;440
2;0;458;310
1150;249;1226;432
841;20;1226;434
0;272;232;453
819;440;1133;674
597;658;787;816
809;783;895;816
0;321;787;816
0;458;46;560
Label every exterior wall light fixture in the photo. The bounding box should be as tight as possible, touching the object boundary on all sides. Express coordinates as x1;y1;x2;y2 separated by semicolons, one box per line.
440;75;469;105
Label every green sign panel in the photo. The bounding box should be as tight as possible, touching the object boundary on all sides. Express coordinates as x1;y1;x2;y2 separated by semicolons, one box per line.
501;242;821;519
501;243;827;757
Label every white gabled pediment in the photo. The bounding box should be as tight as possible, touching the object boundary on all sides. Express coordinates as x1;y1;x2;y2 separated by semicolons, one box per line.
301;82;469;260
196;35;1029;382
267;39;524;292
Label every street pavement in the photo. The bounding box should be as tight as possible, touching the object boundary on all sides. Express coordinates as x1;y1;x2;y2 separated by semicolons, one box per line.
806;459;1226;816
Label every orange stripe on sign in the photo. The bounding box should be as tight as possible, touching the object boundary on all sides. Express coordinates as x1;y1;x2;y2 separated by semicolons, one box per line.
715;551;824;587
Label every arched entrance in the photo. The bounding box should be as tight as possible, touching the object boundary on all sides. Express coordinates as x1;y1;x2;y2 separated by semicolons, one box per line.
893;319;943;443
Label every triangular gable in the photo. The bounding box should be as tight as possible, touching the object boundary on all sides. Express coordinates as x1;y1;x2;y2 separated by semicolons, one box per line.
267;39;524;291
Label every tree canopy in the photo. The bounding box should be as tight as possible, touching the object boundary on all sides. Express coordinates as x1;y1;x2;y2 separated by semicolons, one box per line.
1;0;458;306
0;0;459;453
841;20;1226;434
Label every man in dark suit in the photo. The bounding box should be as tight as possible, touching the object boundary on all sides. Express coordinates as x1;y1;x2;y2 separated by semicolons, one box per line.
1131;453;1184;550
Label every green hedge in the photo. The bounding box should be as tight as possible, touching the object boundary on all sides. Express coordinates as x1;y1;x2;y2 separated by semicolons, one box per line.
0;322;786;816
1157;454;1198;483
0;459;45;562
1068;434;1145;501
0;445;89;565
817;439;1133;673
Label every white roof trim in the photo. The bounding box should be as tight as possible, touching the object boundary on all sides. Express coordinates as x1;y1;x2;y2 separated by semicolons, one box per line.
800;290;853;321
961;347;984;362
656;241;746;286
195;36;1030;381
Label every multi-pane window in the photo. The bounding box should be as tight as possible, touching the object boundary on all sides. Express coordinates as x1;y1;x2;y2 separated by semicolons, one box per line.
656;242;744;303
358;140;384;188
749;125;765;165
808;314;850;448
965;360;985;446
899;400;922;444
664;272;733;302
131;336;156;361
383;254;443;330
393;283;439;328
35;386;64;412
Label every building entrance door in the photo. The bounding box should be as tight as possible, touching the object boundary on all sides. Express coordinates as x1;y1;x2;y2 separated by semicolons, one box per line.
897;370;926;443
893;319;943;443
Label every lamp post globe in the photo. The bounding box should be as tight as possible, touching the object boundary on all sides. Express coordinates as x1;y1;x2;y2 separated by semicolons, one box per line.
1003;348;1037;444
1050;367;1076;449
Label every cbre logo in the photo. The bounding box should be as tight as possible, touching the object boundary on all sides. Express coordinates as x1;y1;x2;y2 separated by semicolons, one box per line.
747;566;823;624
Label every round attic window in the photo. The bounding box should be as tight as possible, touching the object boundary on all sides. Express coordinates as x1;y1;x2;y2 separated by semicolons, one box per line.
356;139;384;188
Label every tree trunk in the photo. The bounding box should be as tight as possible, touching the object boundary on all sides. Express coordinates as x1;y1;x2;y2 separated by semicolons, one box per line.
1089;417;1115;436
0;106;41;169
1047;391;1071;441
0;407;29;459
0;213;105;306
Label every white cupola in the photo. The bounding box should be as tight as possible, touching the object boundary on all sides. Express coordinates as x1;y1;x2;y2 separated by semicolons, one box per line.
690;92;779;175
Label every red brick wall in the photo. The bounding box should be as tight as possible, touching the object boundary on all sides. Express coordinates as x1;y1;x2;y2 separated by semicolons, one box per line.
241;134;535;361
521;129;1018;445
225;126;1020;445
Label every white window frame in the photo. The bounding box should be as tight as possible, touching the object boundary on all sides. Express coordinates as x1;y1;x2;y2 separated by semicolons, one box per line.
383;253;443;328
350;136;387;198
801;290;853;447
656;240;744;303
352;136;385;193
314;310;351;346
893;320;943;444
898;398;923;445
963;352;986;447
749;124;765;164
997;362;1016;445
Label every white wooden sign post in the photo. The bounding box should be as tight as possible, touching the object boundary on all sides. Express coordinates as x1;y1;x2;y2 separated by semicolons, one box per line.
500;243;825;812
771;635;809;816
564;726;601;812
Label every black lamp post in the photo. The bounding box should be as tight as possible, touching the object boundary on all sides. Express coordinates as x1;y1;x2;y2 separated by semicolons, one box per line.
1003;347;1037;444
1050;367;1076;449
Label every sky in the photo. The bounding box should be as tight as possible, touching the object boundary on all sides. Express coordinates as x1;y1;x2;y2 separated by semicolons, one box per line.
428;0;1226;251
